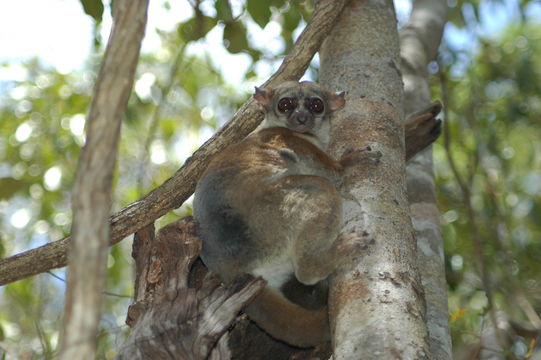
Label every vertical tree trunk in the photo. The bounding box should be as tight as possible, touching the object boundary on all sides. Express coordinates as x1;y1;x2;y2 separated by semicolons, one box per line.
400;1;452;359
59;1;149;359
320;0;429;358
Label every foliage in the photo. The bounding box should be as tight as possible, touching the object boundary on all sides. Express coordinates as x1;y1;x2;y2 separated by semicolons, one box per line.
434;5;541;357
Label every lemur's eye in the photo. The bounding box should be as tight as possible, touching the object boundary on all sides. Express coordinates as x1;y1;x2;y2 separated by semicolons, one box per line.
308;98;325;114
277;98;295;113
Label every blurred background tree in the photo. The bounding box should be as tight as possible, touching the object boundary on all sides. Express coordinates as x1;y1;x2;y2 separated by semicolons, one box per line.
435;4;541;357
0;0;540;358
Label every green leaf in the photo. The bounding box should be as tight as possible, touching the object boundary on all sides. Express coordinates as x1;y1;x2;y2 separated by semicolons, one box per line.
247;0;271;28
178;15;218;42
0;178;28;200
283;6;301;33
270;0;286;9
223;22;249;53
80;0;104;22
280;6;301;52
245;68;257;79
215;0;233;21
248;49;262;63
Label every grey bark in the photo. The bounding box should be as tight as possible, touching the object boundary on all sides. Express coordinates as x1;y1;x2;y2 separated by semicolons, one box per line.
58;1;149;359
320;0;429;358
400;0;452;359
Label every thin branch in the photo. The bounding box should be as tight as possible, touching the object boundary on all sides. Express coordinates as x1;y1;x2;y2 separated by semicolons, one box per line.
58;1;149;359
47;272;132;298
439;62;506;349
0;0;352;286
438;63;468;200
464;78;541;329
136;41;189;195
482;169;541;328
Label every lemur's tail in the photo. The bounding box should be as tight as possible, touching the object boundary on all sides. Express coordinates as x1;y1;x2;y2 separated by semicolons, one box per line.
245;287;329;347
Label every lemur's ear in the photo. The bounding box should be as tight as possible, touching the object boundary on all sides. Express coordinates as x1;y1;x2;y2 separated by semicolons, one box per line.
254;86;274;107
328;91;346;112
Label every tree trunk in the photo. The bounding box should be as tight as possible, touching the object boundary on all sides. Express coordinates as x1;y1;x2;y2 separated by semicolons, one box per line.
116;218;266;360
320;0;429;358
400;0;452;358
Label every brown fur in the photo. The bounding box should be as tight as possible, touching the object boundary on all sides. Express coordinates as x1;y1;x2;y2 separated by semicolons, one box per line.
193;82;362;347
245;288;330;347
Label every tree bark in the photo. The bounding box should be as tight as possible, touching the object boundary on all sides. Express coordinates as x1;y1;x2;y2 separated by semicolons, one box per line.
320;0;429;358
116;218;266;360
58;1;149;359
400;0;452;359
0;0;352;287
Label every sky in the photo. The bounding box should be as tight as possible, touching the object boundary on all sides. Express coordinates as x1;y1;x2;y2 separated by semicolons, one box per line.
0;0;191;77
1;0;539;89
0;0;279;89
0;0;491;87
0;1;95;75
1;0;538;84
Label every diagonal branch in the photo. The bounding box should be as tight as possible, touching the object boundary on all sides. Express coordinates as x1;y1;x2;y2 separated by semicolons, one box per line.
0;0;352;286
